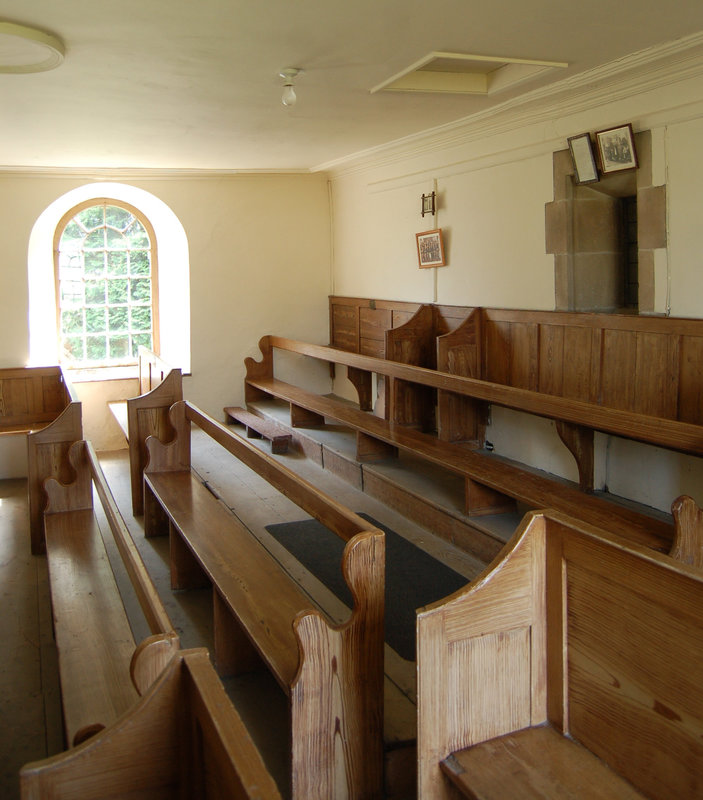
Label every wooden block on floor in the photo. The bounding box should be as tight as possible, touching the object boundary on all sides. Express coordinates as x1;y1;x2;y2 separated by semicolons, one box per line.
224;406;292;453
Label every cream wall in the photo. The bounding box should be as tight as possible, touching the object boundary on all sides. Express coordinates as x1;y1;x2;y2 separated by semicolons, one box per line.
328;56;703;513
0;171;332;466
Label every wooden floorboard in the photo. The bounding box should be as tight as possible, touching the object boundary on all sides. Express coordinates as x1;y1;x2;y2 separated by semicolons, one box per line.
0;478;62;800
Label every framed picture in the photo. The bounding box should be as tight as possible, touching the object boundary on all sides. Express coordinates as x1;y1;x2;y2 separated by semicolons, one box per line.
416;228;446;268
421;191;436;217
567;132;599;184
595;123;638;174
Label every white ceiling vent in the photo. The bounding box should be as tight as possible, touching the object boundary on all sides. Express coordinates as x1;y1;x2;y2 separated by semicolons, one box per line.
371;51;568;96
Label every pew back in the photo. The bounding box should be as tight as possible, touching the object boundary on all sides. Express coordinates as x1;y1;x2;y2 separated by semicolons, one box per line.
417;510;703;799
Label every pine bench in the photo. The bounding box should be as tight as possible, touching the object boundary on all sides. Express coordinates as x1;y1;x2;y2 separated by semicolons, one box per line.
416;508;703;799
20;648;282;800
107;346;182;515
142;399;386;800
41;438;179;748
244;338;673;554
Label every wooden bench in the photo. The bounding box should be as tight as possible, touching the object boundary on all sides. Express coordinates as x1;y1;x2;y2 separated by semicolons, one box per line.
224;405;292;453
20;648;282;800
244;336;675;554
41;438;179;747
142;399;385;800
416;507;703;799
107;346;182;515
0;365;83;554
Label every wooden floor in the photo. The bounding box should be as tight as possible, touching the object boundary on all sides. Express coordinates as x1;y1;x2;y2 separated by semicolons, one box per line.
1;428;488;799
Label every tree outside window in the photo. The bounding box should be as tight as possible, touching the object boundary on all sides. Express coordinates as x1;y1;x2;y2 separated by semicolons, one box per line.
55;201;158;367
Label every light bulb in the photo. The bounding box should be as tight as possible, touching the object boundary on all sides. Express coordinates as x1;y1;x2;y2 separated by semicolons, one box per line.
281;84;297;107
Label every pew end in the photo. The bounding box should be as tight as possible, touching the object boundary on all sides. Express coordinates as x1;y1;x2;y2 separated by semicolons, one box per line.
20;649;283;800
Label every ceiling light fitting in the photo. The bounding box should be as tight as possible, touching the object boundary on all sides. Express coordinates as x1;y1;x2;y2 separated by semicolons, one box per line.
0;20;64;73
279;67;303;107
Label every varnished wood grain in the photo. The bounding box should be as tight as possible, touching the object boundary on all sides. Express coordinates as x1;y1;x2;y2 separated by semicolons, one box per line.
20;649;283;800
145;401;386;799
245;375;672;551
418;510;703;799
441;726;645;799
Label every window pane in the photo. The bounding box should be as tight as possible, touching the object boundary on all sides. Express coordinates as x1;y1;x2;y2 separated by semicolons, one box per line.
107;251;128;275
86;336;107;361
130;251;150;275
84;229;105;249
56;202;156;368
84;250;105;275
105;206;133;230
77;206;104;229
85;280;106;305
63;336;85;362
131;306;151;331
131;333;152;357
109;336;129;360
106;227;128;249
107;279;128;304
60;221;84;251
130;278;151;303
61;309;84;335
61;281;84;306
86;307;106;333
126;219;149;249
108;306;129;332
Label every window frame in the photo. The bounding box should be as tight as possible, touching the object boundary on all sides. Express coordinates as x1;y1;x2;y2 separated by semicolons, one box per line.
53;198;160;368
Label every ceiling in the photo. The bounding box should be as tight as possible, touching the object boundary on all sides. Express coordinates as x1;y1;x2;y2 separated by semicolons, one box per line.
1;1;703;172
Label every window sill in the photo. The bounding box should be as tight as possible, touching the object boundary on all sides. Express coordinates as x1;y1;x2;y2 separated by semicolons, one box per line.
64;365;139;383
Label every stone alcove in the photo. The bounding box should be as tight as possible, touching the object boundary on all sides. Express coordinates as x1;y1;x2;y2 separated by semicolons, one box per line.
546;130;666;313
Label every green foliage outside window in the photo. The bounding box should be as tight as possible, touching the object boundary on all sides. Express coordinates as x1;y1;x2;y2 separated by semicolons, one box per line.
57;203;155;367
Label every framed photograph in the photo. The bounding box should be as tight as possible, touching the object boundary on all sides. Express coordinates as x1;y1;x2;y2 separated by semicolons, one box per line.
421;191;436;217
595;123;638;174
416;228;446;268
567;132;599;184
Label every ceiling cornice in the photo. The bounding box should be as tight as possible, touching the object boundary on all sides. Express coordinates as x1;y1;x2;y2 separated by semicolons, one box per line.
318;30;703;177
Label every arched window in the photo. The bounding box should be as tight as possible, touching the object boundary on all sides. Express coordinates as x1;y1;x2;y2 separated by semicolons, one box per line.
54;200;159;367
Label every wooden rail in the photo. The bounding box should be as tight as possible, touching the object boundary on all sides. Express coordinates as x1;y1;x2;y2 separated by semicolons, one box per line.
254;335;703;457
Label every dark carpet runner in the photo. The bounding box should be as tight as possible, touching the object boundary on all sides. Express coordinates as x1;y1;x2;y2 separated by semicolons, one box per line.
265;512;467;661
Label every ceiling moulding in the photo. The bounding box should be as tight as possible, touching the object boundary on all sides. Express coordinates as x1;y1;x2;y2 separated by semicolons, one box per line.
370;51;568;96
319;31;703;176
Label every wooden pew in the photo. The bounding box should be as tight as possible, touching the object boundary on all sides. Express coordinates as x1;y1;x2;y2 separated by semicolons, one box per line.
244;336;674;553
142;400;385;800
416;507;703;799
107;346;182;515
20;648;282;800
0;365;82;554
42;437;179;747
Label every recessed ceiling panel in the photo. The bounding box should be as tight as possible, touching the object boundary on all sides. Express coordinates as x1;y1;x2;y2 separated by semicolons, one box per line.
371;51;568;96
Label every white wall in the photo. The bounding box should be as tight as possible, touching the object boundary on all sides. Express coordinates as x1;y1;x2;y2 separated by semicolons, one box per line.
328;47;703;513
0;171;331;460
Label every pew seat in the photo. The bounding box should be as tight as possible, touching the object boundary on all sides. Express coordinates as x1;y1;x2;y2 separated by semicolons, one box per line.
45;507;139;746
142;399;385;799
441;725;645;800
41;439;179;748
245;374;671;553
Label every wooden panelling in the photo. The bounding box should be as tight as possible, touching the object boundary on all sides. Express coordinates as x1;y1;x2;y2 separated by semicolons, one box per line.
678;335;703;424
331;303;359;351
